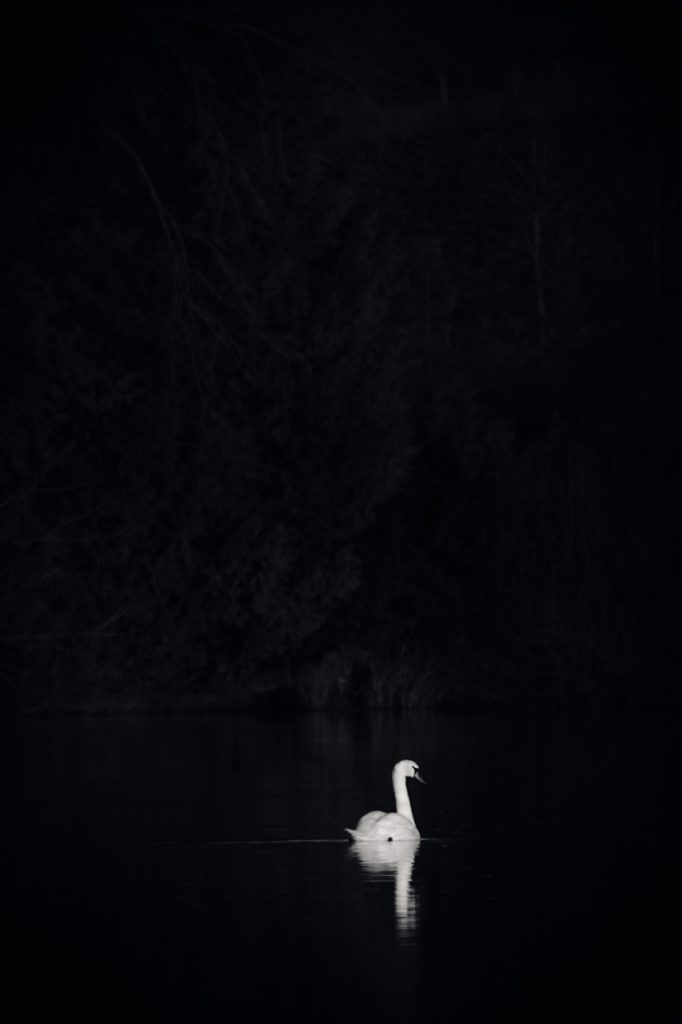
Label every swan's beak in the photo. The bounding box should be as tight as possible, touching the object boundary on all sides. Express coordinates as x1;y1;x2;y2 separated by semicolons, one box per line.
415;769;426;785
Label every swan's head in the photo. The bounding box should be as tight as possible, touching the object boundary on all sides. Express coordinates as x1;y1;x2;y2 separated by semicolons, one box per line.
394;759;426;785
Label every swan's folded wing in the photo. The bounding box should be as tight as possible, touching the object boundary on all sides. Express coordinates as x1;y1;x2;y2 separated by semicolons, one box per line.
355;811;386;833
369;812;420;841
345;810;387;841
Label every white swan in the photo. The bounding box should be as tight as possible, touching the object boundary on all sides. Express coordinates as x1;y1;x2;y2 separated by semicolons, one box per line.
345;760;425;841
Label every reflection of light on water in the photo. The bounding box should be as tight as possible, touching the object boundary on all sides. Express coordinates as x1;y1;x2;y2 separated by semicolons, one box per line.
349;839;420;936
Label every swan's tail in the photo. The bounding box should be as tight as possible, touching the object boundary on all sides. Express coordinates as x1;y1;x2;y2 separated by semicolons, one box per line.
345;828;360;842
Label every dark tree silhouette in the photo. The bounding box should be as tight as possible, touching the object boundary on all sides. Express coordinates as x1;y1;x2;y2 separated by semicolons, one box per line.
1;7;680;709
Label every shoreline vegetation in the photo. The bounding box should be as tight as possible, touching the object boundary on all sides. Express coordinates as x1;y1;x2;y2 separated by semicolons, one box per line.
2;10;680;717
6;654;673;717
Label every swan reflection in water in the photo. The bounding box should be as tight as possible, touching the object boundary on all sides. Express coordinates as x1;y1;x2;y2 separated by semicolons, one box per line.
349;838;420;936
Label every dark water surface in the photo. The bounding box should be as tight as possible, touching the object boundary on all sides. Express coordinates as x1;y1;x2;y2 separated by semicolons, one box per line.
5;711;681;1021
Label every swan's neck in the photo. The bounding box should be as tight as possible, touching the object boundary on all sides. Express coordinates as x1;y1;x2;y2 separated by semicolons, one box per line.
392;768;415;824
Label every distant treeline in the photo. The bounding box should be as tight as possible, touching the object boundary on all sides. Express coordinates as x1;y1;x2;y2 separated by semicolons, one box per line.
2;9;680;710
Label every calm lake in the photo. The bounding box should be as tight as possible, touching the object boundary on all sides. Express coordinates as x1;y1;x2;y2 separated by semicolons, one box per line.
5;711;681;1021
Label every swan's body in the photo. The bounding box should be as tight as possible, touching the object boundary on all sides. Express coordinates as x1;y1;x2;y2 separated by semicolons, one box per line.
345;760;425;841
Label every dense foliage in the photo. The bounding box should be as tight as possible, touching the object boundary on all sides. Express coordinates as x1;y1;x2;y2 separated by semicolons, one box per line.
2;7;680;709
